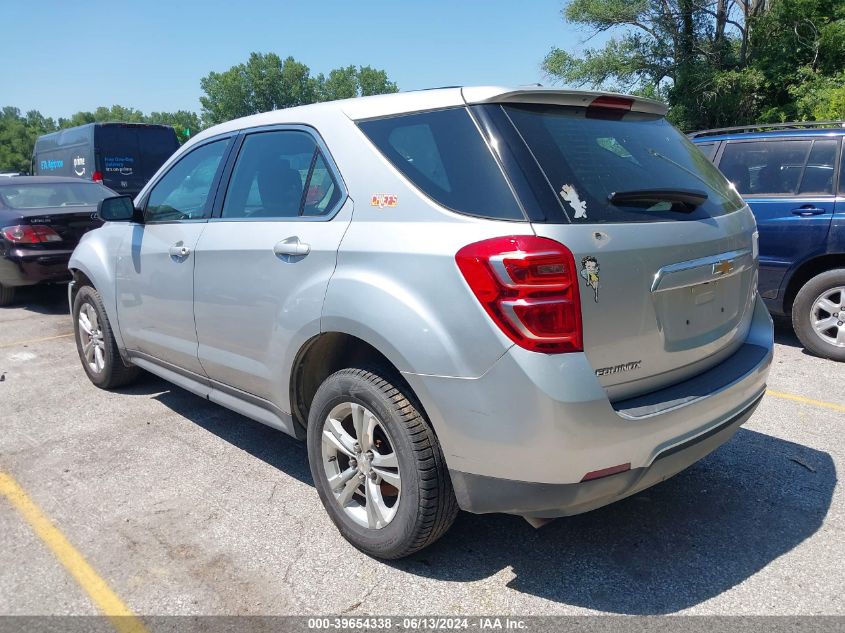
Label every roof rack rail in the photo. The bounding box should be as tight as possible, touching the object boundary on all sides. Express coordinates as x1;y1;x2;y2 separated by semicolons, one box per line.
689;120;845;138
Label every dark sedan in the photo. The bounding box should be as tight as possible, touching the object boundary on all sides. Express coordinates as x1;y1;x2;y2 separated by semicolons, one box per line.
0;176;114;305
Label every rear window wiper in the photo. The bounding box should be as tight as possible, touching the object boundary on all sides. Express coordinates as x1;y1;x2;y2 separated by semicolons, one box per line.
608;188;708;211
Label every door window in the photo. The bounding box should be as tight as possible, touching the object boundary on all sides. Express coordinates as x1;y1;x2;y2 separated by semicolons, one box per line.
145;139;228;222
797;140;838;195
719;139;814;196
221;130;340;219
695;142;716;160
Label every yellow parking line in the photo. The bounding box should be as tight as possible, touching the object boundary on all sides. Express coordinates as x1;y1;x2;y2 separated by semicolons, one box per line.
0;471;147;633
767;389;845;414
0;333;74;349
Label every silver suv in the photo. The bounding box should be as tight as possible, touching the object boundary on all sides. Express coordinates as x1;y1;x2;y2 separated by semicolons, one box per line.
69;87;774;559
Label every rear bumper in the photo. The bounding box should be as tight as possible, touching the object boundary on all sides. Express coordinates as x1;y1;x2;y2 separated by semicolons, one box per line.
450;392;761;517
0;248;74;286
403;295;773;517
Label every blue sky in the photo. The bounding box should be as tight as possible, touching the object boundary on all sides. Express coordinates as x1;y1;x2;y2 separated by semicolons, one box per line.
1;0;602;120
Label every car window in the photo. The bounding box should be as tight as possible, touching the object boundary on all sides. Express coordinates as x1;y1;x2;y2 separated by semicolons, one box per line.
719;139;812;196
221;130;339;219
358;108;524;220
841;143;845;195
0;182;113;209
501;104;743;223
145;140;228;222
797;140;837;195
695;142;716;160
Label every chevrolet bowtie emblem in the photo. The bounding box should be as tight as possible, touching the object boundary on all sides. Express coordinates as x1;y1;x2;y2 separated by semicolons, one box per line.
713;260;734;276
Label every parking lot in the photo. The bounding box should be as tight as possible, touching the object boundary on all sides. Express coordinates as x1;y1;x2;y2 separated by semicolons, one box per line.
0;285;842;617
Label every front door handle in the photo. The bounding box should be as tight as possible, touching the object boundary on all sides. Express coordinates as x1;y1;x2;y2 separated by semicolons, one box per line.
791;206;826;216
273;237;311;259
169;244;190;258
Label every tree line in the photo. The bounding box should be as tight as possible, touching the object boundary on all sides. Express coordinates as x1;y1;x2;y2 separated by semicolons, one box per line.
0;53;398;172
544;0;845;130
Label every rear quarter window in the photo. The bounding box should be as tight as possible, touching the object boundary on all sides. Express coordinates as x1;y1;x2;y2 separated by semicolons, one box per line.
358;108;524;221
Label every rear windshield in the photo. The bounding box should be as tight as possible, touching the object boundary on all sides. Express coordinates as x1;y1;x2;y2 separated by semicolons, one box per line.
0;182;114;209
502;104;745;223
358;108;524;220
97;126;179;180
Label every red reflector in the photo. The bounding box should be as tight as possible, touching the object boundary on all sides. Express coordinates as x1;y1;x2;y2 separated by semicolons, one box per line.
581;463;631;482
1;224;63;244
92;171;103;183
455;236;583;353
589;96;634;111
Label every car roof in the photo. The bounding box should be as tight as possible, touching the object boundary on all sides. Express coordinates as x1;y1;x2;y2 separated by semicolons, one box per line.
0;176;98;186
190;86;668;146
691;128;845;142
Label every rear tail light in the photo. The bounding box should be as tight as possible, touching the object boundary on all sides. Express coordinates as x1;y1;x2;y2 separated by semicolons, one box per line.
456;235;583;353
92;170;103;183
2;225;63;244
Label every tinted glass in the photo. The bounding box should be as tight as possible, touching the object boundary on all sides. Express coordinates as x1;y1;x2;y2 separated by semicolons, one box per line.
696;142;716;159
303;152;342;216
98;126;179;180
0;182;114;209
720;139;812;196
145;140;227;222
841;143;845;194
358;108;523;220
798;139;837;195
503;104;743;223
222;131;326;219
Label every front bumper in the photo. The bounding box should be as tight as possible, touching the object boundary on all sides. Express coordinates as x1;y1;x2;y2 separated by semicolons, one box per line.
403;295;773;517
0;248;74;286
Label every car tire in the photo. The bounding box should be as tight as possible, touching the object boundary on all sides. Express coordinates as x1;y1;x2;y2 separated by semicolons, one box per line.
0;283;14;306
72;285;141;388
307;367;459;559
792;268;845;362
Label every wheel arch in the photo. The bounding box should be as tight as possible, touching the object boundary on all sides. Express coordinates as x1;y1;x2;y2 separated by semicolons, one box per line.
289;331;433;439
782;253;845;314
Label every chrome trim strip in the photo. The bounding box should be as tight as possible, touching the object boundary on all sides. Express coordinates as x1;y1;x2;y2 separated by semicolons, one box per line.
651;248;752;293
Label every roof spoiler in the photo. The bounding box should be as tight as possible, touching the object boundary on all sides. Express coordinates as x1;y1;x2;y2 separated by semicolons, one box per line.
461;87;668;117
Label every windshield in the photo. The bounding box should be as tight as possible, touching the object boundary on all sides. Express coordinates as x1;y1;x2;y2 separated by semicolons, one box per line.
502;104;745;223
0;182;114;209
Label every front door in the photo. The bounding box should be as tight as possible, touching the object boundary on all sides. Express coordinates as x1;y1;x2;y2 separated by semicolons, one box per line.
116;137;231;374
717;137;840;300
193;128;350;410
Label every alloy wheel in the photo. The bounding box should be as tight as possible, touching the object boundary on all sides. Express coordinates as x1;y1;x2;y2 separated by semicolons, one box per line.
810;286;845;348
78;302;106;373
321;402;401;529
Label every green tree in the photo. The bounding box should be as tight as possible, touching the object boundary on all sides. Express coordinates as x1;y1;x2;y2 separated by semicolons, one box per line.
200;53;398;126
543;0;845;130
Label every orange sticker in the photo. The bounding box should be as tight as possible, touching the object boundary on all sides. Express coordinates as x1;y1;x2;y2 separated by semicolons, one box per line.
370;193;398;208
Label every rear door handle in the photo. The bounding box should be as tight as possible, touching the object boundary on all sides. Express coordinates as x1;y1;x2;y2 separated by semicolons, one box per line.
791;206;826;216
169;244;190;258
273;237;311;259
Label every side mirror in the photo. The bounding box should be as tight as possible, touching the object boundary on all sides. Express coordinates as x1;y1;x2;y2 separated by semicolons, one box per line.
98;195;142;223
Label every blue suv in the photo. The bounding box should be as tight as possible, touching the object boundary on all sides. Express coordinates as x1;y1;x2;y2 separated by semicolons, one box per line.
692;122;845;361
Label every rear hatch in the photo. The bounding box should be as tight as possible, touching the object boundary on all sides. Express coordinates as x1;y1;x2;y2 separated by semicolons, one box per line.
474;95;757;400
22;207;102;246
96;125;179;196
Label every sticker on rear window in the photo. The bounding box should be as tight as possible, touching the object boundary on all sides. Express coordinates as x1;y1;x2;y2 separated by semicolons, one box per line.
560;184;587;219
580;255;600;302
371;193;398;208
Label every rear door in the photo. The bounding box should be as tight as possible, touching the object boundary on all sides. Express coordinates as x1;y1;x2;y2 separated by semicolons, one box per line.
116;137;232;374
489;103;757;399
716;137;839;300
193;127;350;408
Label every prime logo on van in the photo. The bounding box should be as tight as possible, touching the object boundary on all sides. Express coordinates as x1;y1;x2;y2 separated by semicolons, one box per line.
73;156;86;176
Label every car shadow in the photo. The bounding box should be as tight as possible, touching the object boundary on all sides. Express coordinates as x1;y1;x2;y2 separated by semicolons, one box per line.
772;315;801;349
123;375;836;614
3;284;70;315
